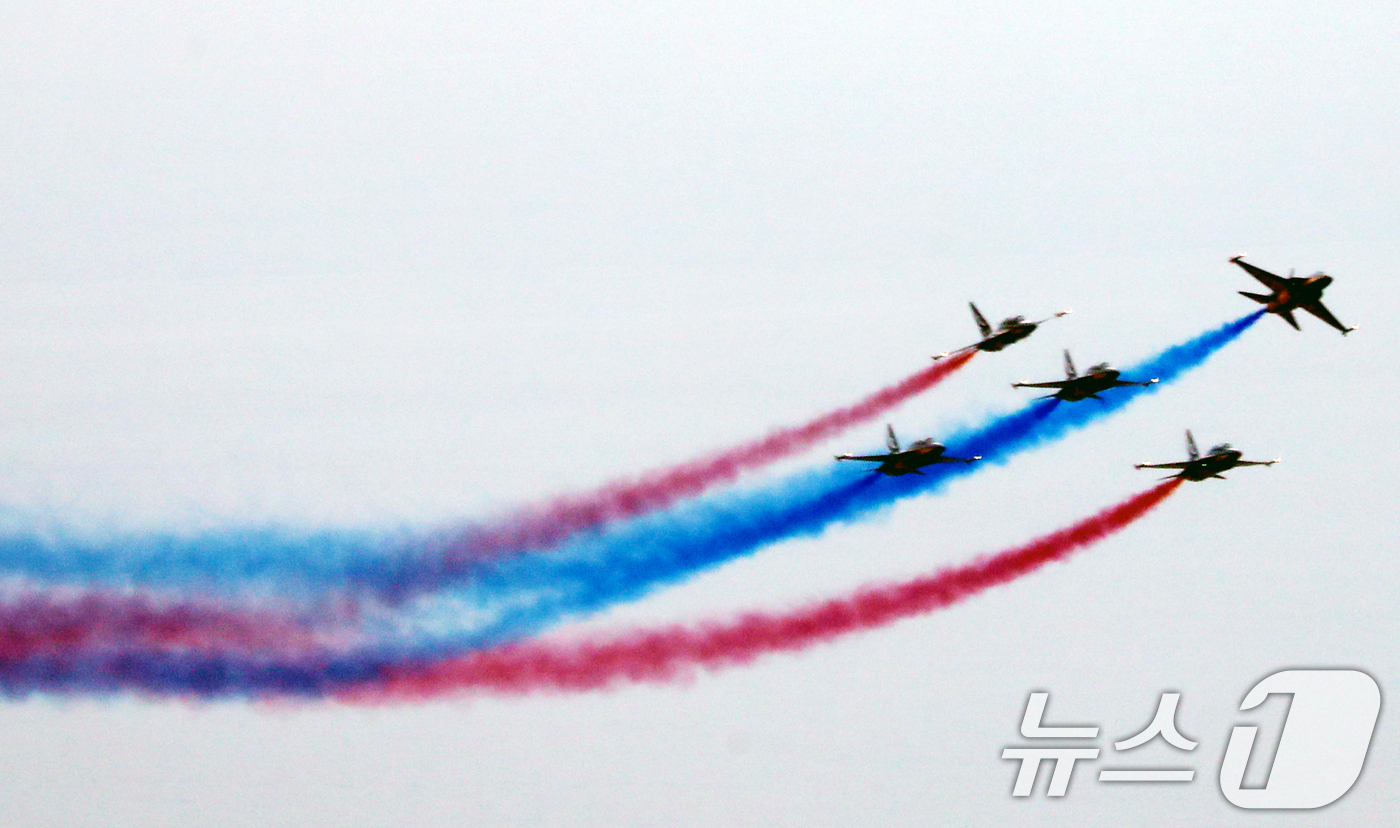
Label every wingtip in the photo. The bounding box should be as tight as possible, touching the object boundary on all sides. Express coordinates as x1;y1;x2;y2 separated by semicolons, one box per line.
1057;308;1072;317
1230;254;1246;263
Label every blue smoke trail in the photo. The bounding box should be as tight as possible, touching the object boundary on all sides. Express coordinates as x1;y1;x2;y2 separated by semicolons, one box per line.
0;524;409;598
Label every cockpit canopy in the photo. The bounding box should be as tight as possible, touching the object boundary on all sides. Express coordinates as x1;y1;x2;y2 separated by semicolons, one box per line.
907;438;940;451
1208;443;1234;455
1086;362;1112;374
998;316;1026;330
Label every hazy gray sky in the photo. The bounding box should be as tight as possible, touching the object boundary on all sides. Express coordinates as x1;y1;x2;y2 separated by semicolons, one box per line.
1;2;1397;825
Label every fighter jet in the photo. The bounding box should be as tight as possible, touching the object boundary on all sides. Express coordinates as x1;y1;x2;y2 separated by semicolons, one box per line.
836;424;980;476
934;303;1071;360
1135;430;1278;481
1231;255;1355;335
1013;350;1157;401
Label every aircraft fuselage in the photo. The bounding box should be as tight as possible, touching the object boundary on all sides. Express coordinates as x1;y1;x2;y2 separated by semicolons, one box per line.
976;323;1037;352
1176;451;1245;481
1053;370;1127;401
873;445;953;475
1265;276;1331;314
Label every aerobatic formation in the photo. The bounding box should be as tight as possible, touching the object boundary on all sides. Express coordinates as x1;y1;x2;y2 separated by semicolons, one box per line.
0;258;1349;700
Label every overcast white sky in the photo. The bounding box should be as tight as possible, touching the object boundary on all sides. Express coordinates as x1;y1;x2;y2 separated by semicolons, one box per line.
2;2;1398;826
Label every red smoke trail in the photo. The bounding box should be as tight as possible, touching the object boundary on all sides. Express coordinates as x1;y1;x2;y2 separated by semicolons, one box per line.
0;592;325;659
439;351;975;562
364;479;1181;699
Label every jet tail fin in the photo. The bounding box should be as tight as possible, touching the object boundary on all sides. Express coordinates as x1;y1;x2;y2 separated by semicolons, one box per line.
885;424;900;454
1063;349;1077;379
970;302;992;338
1186;429;1199;461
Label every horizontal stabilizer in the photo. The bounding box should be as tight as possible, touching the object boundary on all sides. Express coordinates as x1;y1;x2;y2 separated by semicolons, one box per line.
1239;291;1272;304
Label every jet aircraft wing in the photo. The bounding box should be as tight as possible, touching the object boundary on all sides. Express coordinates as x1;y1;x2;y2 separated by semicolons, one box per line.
1231;257;1287;291
1134;461;1193;470
1013;380;1072;389
838;453;892;462
1299;301;1353;335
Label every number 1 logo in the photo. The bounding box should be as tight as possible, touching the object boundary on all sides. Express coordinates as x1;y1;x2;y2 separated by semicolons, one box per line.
1220;669;1381;809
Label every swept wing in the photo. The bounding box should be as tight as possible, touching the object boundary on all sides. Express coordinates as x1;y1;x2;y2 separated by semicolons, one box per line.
1300;301;1352;335
1231;257;1287;291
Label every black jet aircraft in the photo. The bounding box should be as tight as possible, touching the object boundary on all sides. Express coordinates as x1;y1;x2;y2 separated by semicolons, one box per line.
1231;255;1355;335
1135;430;1278;481
836;424;980;476
1013;350;1157;401
934;303;1071;360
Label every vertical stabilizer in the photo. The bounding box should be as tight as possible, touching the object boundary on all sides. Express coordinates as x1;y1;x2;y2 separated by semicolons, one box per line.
970;303;992;338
